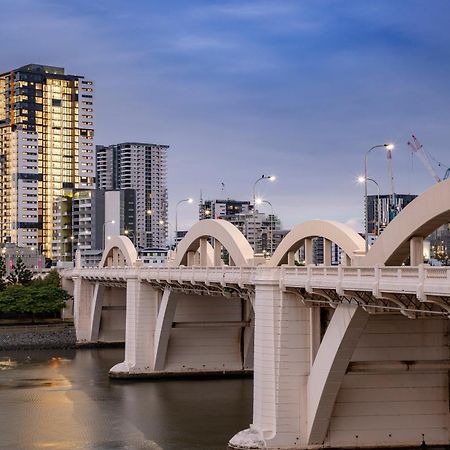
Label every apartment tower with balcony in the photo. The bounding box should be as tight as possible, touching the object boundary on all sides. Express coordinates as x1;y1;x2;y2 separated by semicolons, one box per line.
0;64;95;257
96;142;168;249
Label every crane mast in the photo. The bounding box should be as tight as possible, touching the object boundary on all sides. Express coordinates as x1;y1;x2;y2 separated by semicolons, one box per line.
407;134;442;183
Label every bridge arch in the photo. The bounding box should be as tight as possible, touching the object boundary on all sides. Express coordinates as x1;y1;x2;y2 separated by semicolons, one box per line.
172;219;254;267
269;220;365;266
99;235;138;268
363;178;450;266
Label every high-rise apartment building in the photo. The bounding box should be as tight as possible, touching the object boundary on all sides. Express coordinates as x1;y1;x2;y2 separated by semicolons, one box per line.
0;64;95;257
96;143;168;249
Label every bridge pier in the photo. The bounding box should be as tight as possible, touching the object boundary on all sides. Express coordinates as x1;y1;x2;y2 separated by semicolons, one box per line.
230;280;311;449
110;277;159;375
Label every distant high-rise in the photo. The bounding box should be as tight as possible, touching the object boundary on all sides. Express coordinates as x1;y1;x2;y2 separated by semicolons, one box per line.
0;64;95;257
366;194;417;235
96;143;168;248
198;198;282;254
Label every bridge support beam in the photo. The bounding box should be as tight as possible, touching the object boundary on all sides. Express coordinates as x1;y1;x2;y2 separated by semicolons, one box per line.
153;287;177;371
110;277;160;376
307;304;369;445
88;282;105;342
73;276;95;341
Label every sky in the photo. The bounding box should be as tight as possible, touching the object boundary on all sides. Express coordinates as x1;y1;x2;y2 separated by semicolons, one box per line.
2;0;450;232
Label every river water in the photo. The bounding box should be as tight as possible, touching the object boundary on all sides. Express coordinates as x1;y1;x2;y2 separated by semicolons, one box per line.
0;348;253;450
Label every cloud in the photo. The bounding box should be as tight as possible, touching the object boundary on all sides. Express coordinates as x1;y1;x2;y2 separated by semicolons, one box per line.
212;2;297;18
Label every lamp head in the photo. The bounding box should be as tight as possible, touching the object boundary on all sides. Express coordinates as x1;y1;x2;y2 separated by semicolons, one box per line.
357;176;365;184
187;198;193;204
384;143;395;151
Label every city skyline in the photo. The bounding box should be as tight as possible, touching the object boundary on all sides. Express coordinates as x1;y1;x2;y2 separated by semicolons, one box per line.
2;1;450;231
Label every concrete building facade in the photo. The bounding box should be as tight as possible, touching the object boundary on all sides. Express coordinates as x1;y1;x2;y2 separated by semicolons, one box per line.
96;143;168;249
53;188;136;265
366;193;417;235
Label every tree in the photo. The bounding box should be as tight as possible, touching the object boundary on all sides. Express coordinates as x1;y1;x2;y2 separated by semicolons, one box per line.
7;256;33;286
0;256;6;291
0;285;69;317
31;269;61;288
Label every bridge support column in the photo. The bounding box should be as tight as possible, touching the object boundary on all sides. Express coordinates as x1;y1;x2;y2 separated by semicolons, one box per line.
304;238;313;265
287;250;296;266
341;253;351;266
230;279;311;449
199;238;208;266
323;238;332;265
410;236;424;266
110;277;160;376
214;241;222;266
187;251;196;266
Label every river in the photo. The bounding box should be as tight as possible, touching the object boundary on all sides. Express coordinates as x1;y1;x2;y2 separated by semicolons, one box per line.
0;348;253;450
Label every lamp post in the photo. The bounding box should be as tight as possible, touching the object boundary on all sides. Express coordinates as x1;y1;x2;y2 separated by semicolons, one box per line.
358;176;381;238
363;144;394;253
256;198;275;255
103;219;115;249
175;198;193;246
252;175;275;252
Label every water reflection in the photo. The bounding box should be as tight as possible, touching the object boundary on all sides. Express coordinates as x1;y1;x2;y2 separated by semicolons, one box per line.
0;348;252;450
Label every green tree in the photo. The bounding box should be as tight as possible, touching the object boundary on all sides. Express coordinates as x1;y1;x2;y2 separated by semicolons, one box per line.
0;256;6;291
0;285;69;318
7;256;33;286
31;269;61;288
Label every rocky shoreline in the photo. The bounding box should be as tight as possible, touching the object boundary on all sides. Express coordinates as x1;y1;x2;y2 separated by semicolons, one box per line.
0;322;77;350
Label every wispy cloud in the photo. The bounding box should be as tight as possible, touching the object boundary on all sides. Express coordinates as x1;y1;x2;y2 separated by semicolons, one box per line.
212;2;297;18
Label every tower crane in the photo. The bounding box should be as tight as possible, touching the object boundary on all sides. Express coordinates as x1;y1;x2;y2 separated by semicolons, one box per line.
407;134;449;183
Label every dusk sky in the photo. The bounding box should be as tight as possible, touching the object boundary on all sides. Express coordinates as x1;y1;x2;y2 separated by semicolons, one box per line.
2;0;450;232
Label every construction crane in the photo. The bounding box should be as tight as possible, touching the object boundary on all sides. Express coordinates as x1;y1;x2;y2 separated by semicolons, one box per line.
407;134;448;183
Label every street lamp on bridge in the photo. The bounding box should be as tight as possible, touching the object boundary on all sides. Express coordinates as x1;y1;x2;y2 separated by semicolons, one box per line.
363;144;394;253
175;198;194;246
256;197;275;256
252;175;276;253
358;176;381;238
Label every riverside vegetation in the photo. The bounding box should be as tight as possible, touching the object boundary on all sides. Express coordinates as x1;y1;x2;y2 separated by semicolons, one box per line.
0;256;70;321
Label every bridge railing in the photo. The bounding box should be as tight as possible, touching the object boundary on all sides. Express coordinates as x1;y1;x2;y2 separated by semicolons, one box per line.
141;266;255;286
66;264;450;298
280;265;450;296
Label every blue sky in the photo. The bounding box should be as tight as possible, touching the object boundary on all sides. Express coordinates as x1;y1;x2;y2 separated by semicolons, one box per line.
2;0;450;231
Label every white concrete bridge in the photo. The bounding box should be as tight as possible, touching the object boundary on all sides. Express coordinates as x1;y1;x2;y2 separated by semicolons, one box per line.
63;179;450;449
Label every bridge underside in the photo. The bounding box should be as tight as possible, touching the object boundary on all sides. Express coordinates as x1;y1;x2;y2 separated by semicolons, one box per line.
73;277;255;377
230;287;450;450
